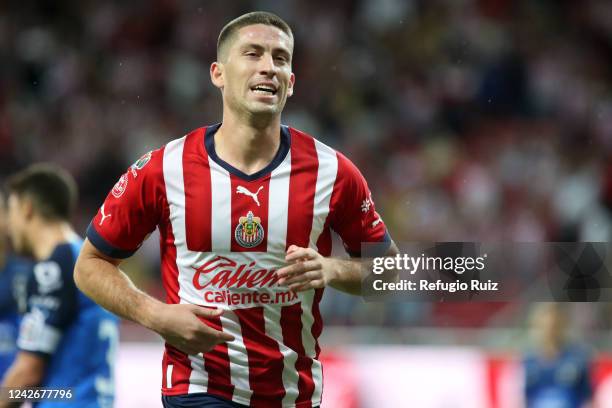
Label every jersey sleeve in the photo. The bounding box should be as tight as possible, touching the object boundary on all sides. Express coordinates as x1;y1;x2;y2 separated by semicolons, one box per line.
86;148;165;259
329;152;391;257
17;247;77;357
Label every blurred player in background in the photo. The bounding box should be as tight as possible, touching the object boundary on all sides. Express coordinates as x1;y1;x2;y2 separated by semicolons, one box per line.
0;164;118;408
524;303;593;408
75;10;397;408
0;191;29;379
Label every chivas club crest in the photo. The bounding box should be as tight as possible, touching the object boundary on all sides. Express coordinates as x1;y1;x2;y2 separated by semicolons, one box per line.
234;211;264;248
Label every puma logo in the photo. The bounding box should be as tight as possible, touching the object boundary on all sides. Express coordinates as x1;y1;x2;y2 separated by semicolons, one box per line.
236;185;264;207
99;204;112;226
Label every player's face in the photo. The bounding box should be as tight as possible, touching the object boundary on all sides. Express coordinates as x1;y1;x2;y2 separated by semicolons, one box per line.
213;24;295;118
6;194;32;256
531;305;565;344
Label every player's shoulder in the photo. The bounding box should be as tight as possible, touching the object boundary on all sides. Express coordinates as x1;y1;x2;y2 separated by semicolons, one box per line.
286;125;350;164
28;241;80;295
178;125;208;146
132;126;208;169
41;241;81;274
123;135;181;183
130;144;165;174
159;125;213;162
286;125;364;183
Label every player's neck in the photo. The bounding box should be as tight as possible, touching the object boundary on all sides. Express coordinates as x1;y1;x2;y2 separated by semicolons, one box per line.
28;220;77;261
540;338;564;359
214;113;281;176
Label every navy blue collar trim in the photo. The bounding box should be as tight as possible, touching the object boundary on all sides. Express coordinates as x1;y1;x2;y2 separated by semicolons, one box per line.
204;123;291;181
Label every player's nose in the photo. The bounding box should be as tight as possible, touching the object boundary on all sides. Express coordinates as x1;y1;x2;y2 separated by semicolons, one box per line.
257;53;277;76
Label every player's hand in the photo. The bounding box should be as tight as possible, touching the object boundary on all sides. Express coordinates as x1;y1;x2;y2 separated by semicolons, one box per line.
152;304;235;355
276;245;338;292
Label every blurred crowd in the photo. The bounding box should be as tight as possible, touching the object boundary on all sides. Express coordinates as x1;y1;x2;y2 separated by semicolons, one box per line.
0;0;611;330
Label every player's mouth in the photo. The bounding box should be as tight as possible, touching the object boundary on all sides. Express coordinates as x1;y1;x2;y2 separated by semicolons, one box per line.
250;83;278;96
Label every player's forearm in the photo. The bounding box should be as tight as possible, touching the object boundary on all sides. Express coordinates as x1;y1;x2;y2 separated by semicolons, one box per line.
1;365;40;389
328;241;400;295
0;361;42;408
327;258;363;295
74;255;163;331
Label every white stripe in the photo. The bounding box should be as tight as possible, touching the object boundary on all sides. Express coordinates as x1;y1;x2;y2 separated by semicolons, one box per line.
309;140;338;250
299;291;323;405
302;139;334;404
209;159;232;251
163;137;207;305
163;136;208;392
220;311;253;405
162;136;188;304
311;353;323;404
187;354;208;393
263;306;300;406
166;364;173;388
267;150;292;252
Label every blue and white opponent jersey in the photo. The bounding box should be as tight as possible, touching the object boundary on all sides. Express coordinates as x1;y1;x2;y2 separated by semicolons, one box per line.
524;345;593;408
17;239;120;408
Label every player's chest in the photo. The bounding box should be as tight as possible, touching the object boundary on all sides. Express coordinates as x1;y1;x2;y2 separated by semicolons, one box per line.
167;163;332;253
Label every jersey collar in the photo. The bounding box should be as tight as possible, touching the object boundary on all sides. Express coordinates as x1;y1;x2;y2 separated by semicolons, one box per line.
204;123;291;181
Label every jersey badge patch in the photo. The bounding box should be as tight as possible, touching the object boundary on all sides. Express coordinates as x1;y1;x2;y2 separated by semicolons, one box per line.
129;151;152;178
234;211;265;248
132;151;152;171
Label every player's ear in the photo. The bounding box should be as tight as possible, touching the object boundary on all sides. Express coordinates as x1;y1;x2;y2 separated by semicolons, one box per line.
210;62;224;90
287;72;295;97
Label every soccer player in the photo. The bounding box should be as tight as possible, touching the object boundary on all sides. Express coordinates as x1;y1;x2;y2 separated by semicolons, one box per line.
523;303;593;408
75;11;398;408
0;192;30;379
0;164;118;408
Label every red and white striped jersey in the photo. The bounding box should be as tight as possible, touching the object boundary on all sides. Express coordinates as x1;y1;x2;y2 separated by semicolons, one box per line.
87;124;390;408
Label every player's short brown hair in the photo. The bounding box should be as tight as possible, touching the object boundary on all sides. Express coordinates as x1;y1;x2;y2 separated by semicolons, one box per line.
5;163;78;221
217;11;293;61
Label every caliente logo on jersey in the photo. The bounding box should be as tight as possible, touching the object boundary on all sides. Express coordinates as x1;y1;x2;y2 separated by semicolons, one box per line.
234;211;264;248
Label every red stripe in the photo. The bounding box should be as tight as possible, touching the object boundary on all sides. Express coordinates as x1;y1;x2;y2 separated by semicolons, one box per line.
235;307;285;407
230;175;270;252
315;227;332;257
281;303;314;407
200;309;234;401
158;145;182;305
286;129;318;249
159;222;180;305
163;345;193;395
162;350;169;389
184;128;213;251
